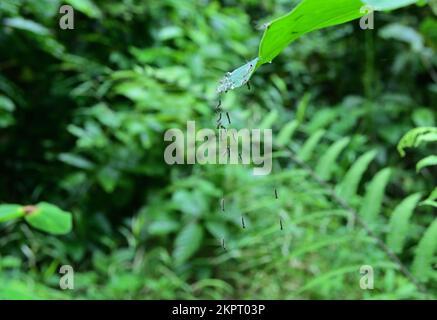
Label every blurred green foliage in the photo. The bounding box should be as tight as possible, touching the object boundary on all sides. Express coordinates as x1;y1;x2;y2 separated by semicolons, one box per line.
0;0;436;299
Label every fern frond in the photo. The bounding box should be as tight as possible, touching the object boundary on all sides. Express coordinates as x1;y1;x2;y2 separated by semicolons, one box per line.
297;129;325;161
359;168;392;222
397;127;437;157
315;137;350;180
386;193;422;253
336;149;377;200
412;218;437;282
416;155;437;172
420;188;437;208
276;120;299;147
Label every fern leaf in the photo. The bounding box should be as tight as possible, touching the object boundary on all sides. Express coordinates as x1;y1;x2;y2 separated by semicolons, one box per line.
359;168;392;222
397;127;437;157
259;109;279;130
420;188;437;208
416;155;437;172
386;193;422;253
412;218;437;282
336;149;377;199
276;120;299;147
315;137;350;180
297;129;325;161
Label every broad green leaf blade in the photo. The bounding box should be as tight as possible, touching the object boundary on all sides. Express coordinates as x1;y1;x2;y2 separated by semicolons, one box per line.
336;150;378;199
363;0;418;10
416;155;437;172
315;137;350;180
359;168;392;221
217;58;258;93
173;223;204;265
412;218;437;281
218;0;419;92
297;129;325;161
0;204;24;223
386;193;422;253
258;0;365;65
24;202;73;235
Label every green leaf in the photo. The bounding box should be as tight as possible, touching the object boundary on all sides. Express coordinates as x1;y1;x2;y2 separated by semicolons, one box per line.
379;23;424;52
58;153;95;170
3;17;50;36
397;127;437;157
359;168;392;222
173;223;203;265
297;129;325;161
336;150;378;199
24;202;73;235
258;0;365;65
259;109;279;130
315;137;350;180
420;188;437;208
0;204;24;223
276;120;299;147
386;193;422;253
363;0;418;10
149;220;180;236
412;218;437;281
65;0;102;18
218;0;419;92
416;155;437;172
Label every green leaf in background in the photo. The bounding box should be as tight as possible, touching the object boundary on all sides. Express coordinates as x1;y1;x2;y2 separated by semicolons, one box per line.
420;188;437;208
315;137;350;180
173;223;204;265
416;155;437;172
336;149;377;199
387;193;422;253
397;127;437;157
24;202;72;235
65;0;102;18
297;129;325;161
0;204;24;223
148;220;180;236
3;17;50;36
259;109;279;130
359;168;392;222
412;218;437;281
58;152;95;170
0;281;39;300
363;0;418;10
276;120;299;147
379;23;424;52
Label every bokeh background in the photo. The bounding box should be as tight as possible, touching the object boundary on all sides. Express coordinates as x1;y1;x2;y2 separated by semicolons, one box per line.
0;0;436;299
